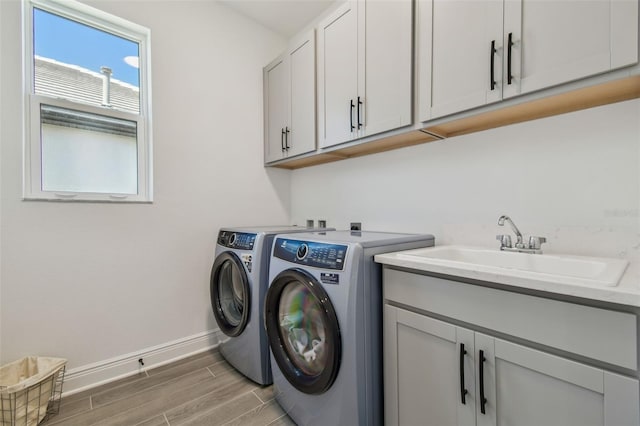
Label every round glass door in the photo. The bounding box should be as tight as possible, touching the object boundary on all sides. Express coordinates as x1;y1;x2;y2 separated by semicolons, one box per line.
210;252;250;337
265;268;341;394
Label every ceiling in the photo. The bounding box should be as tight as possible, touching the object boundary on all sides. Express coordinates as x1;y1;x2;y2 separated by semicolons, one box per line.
220;0;338;38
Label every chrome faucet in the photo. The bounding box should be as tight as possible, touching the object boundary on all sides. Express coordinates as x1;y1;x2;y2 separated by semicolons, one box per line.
497;215;524;248
496;215;546;254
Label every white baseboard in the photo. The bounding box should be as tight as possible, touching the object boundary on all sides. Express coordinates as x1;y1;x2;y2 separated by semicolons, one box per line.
62;329;223;396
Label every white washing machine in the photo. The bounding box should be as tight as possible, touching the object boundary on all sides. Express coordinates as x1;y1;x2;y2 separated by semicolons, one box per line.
210;225;332;385
265;230;435;425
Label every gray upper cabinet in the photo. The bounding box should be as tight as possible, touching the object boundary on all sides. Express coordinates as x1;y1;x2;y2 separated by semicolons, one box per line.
264;55;288;163
418;0;639;121
264;0;639;169
264;30;316;164
317;1;358;148
503;0;638;99
417;0;503;121
318;0;413;149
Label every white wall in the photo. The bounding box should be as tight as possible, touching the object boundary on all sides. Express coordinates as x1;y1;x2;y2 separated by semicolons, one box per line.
291;99;640;273
0;0;290;380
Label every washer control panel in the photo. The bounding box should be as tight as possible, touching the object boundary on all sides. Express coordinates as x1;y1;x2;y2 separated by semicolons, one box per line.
217;231;256;250
274;238;348;270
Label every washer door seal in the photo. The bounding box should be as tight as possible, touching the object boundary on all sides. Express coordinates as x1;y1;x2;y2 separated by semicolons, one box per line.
265;268;341;395
210;251;250;337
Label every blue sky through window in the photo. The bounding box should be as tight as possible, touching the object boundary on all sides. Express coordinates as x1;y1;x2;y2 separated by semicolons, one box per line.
34;8;140;87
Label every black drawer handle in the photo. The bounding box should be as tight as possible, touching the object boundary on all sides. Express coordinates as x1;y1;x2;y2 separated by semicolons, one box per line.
281;128;285;152
507;32;514;85
460;343;468;404
479;349;487;414
490;40;497;91
357;96;363;129
285;126;290;150
350;99;355;131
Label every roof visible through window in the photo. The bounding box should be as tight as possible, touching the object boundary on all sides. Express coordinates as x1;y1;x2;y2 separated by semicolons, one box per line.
33;7;140;112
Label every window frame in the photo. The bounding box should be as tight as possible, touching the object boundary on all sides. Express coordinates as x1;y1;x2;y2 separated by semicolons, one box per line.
23;0;153;202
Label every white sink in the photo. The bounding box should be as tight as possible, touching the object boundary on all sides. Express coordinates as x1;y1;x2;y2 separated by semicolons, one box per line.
395;245;629;287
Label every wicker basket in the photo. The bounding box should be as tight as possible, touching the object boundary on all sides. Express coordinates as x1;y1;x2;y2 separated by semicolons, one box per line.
0;357;66;426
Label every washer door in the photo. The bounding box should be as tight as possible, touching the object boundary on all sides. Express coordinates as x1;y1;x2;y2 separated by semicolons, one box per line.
265;268;341;395
210;251;250;337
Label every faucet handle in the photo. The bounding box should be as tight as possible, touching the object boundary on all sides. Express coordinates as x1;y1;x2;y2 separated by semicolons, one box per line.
528;236;547;250
496;234;512;249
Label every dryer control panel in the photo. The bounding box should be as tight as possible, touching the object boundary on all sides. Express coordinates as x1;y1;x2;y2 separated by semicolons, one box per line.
274;238;348;270
217;231;256;250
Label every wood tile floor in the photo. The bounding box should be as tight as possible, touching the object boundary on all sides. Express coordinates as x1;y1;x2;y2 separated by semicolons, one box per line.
42;349;295;426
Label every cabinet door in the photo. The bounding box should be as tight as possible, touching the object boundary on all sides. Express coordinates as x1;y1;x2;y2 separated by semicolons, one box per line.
419;0;503;121
503;0;639;98
287;31;316;158
475;333;640;426
318;1;358;149
362;0;412;137
264;56;288;163
385;305;476;426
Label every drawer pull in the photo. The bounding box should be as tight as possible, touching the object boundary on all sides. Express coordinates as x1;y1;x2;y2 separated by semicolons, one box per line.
479;349;487;414
285;126;290;150
281;128;285;152
460;343;468;404
490;40;497;91
507;32;514;85
350;99;355;131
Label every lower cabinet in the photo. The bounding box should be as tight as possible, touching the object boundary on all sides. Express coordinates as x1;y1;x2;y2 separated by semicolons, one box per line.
384;305;640;426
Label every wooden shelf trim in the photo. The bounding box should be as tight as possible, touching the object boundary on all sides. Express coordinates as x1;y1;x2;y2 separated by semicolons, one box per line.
426;75;640;138
271;130;439;169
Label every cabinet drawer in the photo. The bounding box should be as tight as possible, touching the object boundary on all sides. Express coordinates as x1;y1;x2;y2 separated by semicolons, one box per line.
383;268;637;370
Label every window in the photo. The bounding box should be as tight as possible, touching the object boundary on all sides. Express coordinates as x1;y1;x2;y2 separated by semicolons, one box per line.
24;0;152;202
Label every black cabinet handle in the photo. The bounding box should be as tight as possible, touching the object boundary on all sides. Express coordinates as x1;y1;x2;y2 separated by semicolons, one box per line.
285;127;290;150
479;350;487;414
460;343;468;404
281;128;285;152
357;96;363;129
350;99;355;131
507;32;514;85
490;40;497;91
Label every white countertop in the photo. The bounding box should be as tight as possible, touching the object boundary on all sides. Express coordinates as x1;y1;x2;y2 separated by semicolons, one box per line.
375;246;640;308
